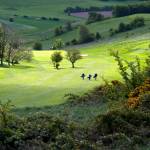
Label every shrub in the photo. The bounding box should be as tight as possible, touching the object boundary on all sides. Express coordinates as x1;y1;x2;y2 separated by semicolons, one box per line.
33;42;42;50
127;79;150;109
87;12;104;24
79;25;95;44
111;51;144;90
51;51;63;69
9;18;14;22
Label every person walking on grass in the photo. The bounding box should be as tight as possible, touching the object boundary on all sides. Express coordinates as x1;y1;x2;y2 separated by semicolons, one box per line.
81;73;86;80
93;73;98;80
87;74;92;80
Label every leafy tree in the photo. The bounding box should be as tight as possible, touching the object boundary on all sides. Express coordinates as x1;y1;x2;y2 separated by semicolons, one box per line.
79;25;94;44
9;18;14;22
65;22;72;31
33;42;42;50
51;51;63;69
54;26;64;36
52;39;64;50
87;12;103;24
95;32;101;40
66;49;82;68
118;22;126;32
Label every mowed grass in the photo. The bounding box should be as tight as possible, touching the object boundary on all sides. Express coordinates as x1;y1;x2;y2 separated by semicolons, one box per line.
0;38;149;108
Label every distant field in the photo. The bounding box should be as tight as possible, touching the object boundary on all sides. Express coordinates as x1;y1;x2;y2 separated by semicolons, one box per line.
42;14;150;48
0;0;143;18
70;11;113;18
0;0;147;48
0;38;149;108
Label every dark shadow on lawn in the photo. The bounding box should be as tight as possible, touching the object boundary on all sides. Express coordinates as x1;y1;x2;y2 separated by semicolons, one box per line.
0;64;10;68
12;65;34;69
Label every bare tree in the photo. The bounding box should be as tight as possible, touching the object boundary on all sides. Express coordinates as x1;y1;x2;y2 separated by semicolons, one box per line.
0;24;7;66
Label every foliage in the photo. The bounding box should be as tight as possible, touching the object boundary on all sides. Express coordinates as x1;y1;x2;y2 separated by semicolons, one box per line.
64;6;112;14
113;3;150;17
33;42;42;50
0;26;33;67
0;25;7;66
0;100;149;150
127;79;150;109
51;51;63;69
95;32;102;40
65;80;128;105
0;100;14;128
78;25;95;44
54;26;64;36
86;12;104;24
52;39;64;50
66;49;82;68
111;51;145;90
65;22;72;31
110;17;145;35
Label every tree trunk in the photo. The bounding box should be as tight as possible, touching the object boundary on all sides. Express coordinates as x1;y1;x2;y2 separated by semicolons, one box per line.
72;63;75;68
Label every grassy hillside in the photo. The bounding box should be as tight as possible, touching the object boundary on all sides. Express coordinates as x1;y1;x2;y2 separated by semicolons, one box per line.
0;0;148;48
0;0;143;18
0;37;149;108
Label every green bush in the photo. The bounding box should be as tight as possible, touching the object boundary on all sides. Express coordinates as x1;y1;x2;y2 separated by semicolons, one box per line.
33;42;42;50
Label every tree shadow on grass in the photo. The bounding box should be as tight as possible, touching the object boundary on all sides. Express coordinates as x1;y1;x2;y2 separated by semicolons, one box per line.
0;64;10;68
12;65;34;69
73;67;85;69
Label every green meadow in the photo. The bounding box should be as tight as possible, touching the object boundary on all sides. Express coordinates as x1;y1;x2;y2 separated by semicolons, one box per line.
0;38;149;108
0;0;149;48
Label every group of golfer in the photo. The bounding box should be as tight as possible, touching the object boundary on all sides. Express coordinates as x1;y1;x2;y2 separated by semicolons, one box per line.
81;73;98;80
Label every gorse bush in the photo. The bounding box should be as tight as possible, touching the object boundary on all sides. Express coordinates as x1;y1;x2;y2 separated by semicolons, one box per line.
0;99;149;150
65;80;128;106
111;51;146;90
127;79;150;109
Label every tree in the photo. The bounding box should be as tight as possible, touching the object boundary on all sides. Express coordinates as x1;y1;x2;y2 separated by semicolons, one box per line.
33;42;42;50
79;25;94;44
0;25;7;66
65;22;72;31
6;35;33;66
118;22;126;32
9;18;14;22
52;39;64;50
87;12;103;24
66;49;82;68
54;26;64;36
51;51;63;69
95;32;101;40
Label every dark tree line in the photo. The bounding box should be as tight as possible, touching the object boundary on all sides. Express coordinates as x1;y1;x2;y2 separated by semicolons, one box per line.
109;17;145;36
54;22;72;36
86;12;104;24
65;25;102;46
113;3;150;17
64;6;112;14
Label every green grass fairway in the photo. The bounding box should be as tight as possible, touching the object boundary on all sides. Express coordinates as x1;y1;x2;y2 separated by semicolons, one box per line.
0;38;149;108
